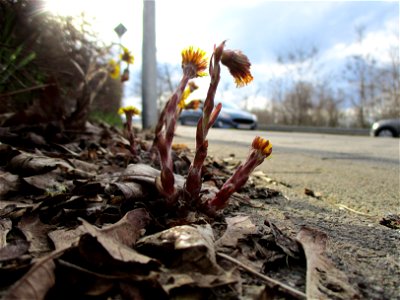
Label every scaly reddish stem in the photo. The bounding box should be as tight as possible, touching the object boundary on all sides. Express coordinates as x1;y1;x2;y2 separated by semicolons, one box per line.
184;42;226;204
156;74;190;199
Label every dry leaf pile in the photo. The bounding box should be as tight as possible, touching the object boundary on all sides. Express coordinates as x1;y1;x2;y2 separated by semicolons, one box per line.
0;121;396;299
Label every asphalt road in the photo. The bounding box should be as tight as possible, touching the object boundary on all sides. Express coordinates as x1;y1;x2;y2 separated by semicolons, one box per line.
174;126;400;216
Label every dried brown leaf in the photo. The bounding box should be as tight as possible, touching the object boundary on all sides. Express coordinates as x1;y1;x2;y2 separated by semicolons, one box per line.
22;172;68;193
100;208;151;247
107;181;147;200
137;224;221;274
296;227;360;300
49;209;150;250
79;218;158;267
119;276;168;300
0;240;30;262
267;221;302;259
160;271;239;295
48;226;86;250
53;259;115;297
0;217;12;247
216;215;257;249
0;200;35;212
18;215;56;254
122;163;185;188
69;158;100;173
8;152;95;179
3;255;57;300
0;171;20;197
8;153;67;175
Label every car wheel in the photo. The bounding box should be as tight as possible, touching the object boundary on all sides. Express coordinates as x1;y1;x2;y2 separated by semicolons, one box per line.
214;120;224;128
376;128;395;137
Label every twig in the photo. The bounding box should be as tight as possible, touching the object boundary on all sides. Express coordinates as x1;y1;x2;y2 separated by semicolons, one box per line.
58;259;126;280
336;204;374;217
0;83;54;97
216;252;307;299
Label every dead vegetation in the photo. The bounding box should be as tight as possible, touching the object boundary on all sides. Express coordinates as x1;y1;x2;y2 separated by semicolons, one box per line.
1;121;399;299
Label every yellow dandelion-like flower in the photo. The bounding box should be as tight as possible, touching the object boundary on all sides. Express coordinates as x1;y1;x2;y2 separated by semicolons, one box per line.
221;50;253;87
108;59;120;79
118;105;141;116
120;47;134;64
181;46;208;78
178;81;199;109
178;99;186;110
177;87;191;109
252;136;272;157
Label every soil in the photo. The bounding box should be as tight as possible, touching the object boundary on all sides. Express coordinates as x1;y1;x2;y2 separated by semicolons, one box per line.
241;184;400;299
0;121;399;299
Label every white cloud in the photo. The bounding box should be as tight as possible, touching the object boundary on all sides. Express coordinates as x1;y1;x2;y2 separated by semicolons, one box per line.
324;26;398;64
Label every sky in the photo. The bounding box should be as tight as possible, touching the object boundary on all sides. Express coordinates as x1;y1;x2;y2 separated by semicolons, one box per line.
44;0;399;109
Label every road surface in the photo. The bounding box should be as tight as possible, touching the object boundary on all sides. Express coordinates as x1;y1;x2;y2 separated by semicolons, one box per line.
174;126;400;216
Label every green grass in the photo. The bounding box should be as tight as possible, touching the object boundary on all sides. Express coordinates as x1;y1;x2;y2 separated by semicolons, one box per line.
89;110;123;127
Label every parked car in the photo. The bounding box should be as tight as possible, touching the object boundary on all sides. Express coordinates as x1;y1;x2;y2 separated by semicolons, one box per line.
370;118;400;137
179;101;258;130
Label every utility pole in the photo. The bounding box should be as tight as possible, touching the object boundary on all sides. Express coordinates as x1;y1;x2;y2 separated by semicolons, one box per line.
142;0;157;129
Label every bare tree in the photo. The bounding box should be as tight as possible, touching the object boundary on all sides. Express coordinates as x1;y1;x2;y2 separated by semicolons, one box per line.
157;63;176;97
375;44;400;119
344;26;378;127
272;46;319;125
314;82;344;127
127;62;180;114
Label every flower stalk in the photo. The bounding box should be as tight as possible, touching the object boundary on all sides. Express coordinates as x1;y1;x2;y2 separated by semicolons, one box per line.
118;106;141;156
183;41;226;204
153;81;198;152
183;42;255;206
155;74;190;198
205;136;272;213
155;47;208;200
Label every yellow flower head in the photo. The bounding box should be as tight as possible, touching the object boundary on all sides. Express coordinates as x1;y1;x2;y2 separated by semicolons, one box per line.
221;50;253;87
118;105;141;116
178;81;199;109
181;46;208;78
252;136;272;158
178;87;190;110
108;59;120;79
120;47;134;64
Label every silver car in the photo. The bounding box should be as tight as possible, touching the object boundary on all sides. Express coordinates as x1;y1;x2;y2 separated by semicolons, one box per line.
370;118;400;137
179;101;258;130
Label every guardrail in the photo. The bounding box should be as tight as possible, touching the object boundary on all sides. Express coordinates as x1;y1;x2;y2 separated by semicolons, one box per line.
257;124;370;136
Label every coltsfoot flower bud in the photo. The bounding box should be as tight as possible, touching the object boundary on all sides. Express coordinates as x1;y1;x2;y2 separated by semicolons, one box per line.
206;136;272;212
221;49;253;87
118;106;141;155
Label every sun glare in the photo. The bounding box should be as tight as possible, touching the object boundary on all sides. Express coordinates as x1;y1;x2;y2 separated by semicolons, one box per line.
44;0;87;17
43;0;140;46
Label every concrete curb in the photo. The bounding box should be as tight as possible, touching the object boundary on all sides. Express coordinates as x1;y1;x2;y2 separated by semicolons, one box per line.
258;124;370;136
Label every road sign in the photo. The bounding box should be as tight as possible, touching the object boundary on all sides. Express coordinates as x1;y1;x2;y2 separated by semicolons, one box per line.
114;23;127;38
